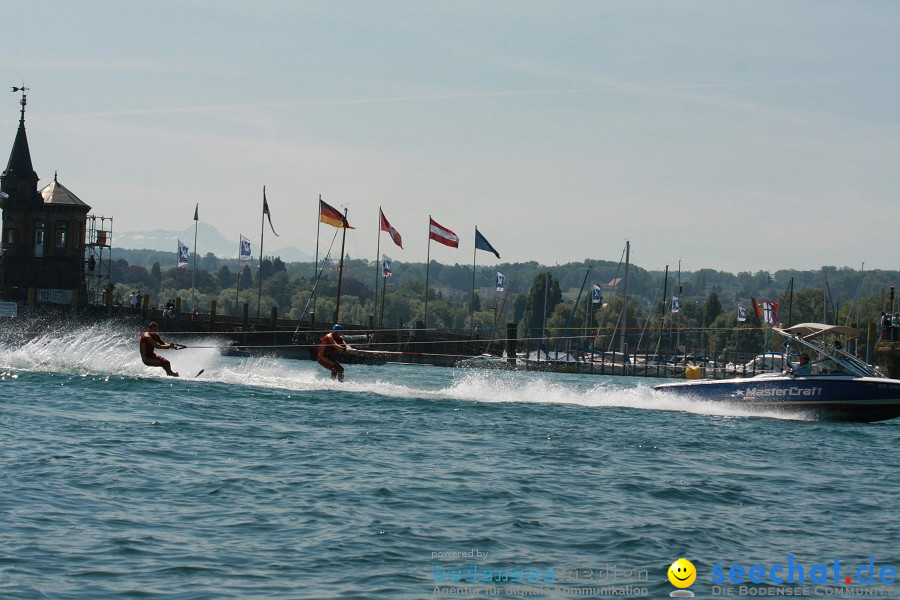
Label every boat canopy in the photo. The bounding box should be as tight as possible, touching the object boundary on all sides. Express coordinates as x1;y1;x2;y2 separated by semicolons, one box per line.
777;323;858;339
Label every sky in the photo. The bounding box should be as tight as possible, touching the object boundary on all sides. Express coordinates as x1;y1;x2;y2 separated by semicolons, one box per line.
1;1;898;274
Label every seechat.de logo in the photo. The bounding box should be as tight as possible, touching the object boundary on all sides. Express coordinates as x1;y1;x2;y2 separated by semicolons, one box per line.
669;558;697;597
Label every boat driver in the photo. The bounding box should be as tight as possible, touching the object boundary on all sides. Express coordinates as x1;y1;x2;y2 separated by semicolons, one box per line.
793;353;812;376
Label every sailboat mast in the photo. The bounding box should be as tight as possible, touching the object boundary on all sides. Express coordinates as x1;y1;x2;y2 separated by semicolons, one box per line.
313;195;322;324
334;207;349;324
620;241;630;355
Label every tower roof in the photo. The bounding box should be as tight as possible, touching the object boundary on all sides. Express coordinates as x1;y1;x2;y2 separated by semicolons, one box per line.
2;120;37;180
40;173;90;208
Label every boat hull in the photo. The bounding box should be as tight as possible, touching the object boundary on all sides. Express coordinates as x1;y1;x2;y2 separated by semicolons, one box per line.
654;376;900;422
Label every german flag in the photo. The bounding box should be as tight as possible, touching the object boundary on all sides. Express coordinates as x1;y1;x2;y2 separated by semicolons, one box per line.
320;199;354;229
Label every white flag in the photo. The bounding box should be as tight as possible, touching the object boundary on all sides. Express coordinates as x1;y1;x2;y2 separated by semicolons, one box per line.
239;235;252;261
382;254;393;277
592;284;602;304
496;272;506;292
737;306;746;322
672;296;680;313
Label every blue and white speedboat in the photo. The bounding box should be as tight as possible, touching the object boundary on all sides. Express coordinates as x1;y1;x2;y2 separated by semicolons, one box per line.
654;323;900;422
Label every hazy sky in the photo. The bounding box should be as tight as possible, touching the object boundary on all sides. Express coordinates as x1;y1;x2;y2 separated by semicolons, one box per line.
2;1;898;273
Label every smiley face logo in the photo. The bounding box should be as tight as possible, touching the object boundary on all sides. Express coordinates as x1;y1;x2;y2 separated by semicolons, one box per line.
668;558;696;588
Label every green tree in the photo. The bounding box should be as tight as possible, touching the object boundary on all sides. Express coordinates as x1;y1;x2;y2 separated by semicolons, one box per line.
704;292;723;323
217;265;234;288
521;272;562;339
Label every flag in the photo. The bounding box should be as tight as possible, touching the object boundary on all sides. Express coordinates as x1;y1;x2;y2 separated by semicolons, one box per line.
672;296;680;313
1;191;9;199
763;301;778;324
239;235;252;261
752;297;779;324
263;189;279;236
496;272;506;292
320;199;354;229
474;228;500;259
767;272;776;284
380;209;403;248
177;240;189;267
737;306;747;322
592;284;602;304
193;203;199;222
382;254;393;277
429;218;459;248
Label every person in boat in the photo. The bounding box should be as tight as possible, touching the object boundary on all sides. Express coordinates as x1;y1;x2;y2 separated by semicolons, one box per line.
793;352;812;376
317;324;355;382
140;321;179;377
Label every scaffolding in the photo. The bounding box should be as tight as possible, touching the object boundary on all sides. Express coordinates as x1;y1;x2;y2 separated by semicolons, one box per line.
83;215;113;306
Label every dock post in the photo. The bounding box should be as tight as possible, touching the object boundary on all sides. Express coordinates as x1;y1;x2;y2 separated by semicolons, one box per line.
242;303;249;346
271;306;278;350
506;322;518;366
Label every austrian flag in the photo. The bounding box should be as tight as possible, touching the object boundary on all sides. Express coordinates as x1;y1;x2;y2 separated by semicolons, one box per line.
380;209;403;248
429;218;459;248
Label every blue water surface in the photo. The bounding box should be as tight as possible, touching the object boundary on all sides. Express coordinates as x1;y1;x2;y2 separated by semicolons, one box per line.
1;326;898;598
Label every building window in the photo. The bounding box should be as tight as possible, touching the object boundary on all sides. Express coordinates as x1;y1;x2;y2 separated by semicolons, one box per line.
75;222;84;249
34;220;44;257
55;221;68;249
3;228;16;244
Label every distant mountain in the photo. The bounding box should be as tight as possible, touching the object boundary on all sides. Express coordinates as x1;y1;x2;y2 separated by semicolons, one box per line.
115;222;315;262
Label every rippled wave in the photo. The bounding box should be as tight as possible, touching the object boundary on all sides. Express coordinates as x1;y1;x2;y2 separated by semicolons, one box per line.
1;325;897;598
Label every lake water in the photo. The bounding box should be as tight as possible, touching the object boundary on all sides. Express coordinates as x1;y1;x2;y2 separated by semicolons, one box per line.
1;323;898;598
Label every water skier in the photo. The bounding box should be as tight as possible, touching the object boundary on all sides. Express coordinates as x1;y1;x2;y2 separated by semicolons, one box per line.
317;324;355;382
140;322;180;377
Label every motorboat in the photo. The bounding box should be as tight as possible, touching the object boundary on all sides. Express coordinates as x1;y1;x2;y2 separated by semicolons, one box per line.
455;354;515;370
654;323;900;422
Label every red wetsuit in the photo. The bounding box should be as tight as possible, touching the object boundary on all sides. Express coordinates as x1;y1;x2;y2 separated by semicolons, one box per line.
316;332;347;381
140;332;173;373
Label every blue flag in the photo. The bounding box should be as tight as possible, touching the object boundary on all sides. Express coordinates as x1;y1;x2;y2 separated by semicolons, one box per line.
177;240;189;267
382;254;393;277
592;284;602;304
239;235;252;261
737;306;747;322
474;228;500;259
672;295;680;313
496;272;505;292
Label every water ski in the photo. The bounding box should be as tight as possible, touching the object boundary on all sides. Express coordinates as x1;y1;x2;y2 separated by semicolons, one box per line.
195;369;205;378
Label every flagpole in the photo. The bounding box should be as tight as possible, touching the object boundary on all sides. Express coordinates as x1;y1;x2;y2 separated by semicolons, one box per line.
334;207;349;324
621;240;629;355
470;226;478;326
191;203;198;308
380;261;388;329
424;216;432;331
375;207;382;326
313;194;322;325
257;186;266;319
235;244;241;316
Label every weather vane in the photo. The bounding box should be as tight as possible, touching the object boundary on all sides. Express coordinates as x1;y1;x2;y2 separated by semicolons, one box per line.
11;83;29;122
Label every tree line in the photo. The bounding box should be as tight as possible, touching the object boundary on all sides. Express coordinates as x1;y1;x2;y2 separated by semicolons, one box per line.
108;248;897;356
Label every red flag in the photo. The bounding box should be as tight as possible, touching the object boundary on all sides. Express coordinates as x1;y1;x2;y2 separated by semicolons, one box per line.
263;188;279;237
380;209;403;249
429;218;459;248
